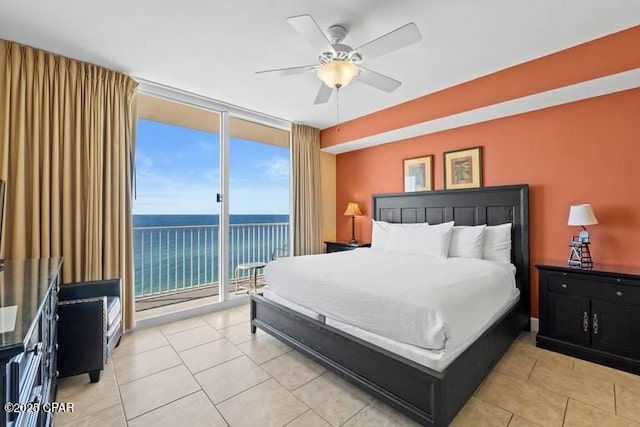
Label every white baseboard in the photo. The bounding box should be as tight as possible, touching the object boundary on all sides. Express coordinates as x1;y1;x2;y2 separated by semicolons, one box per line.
132;296;249;331
530;317;539;333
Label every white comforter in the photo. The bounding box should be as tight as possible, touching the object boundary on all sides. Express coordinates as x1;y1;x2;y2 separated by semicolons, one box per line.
264;248;518;351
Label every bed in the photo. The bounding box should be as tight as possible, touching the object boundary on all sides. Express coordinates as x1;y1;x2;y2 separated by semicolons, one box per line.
250;184;530;426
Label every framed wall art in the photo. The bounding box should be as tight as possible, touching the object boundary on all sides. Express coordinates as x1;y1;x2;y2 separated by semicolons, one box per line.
443;146;483;189
403;155;433;192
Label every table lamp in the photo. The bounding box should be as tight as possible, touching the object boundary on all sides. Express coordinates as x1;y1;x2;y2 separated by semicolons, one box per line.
567;203;598;269
343;202;362;245
568;204;598;243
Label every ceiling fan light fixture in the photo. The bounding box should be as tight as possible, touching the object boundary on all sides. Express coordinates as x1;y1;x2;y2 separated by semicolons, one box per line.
317;60;358;89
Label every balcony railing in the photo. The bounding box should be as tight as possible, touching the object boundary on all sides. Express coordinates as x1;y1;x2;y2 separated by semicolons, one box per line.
134;222;289;298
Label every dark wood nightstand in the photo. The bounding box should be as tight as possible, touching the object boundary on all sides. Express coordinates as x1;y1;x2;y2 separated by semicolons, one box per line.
325;241;371;253
536;262;640;374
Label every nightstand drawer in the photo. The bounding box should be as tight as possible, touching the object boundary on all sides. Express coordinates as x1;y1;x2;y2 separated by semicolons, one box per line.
597;285;640;305
547;274;596;296
548;274;640;304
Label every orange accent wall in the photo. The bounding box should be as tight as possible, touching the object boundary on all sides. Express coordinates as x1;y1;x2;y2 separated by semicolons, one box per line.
326;26;640;318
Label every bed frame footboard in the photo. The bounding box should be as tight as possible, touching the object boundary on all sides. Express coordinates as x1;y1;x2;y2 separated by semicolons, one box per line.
250;294;522;426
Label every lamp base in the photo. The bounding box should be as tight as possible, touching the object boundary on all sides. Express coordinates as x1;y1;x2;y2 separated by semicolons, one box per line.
568;237;593;269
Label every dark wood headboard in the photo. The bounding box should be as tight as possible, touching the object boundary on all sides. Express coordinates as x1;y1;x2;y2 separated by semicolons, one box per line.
371;184;530;329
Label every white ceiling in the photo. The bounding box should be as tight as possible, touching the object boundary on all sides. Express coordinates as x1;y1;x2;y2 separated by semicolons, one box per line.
1;0;639;129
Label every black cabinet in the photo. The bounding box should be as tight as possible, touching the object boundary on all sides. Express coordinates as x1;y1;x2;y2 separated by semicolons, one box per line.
537;263;640;374
0;258;62;427
324;241;371;253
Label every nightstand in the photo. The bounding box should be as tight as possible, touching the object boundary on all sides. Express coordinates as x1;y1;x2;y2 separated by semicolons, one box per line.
325;241;371;253
536;262;640;374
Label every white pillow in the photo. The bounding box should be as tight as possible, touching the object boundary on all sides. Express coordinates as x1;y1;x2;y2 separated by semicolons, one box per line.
449;225;487;258
386;221;454;257
371;220;429;251
483;223;512;262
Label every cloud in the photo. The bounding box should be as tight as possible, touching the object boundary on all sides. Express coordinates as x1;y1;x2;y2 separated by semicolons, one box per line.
202;168;219;183
136;152;154;169
258;157;289;181
197;140;218;152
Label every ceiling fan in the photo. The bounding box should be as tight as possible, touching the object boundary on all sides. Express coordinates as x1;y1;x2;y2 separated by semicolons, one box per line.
256;14;422;104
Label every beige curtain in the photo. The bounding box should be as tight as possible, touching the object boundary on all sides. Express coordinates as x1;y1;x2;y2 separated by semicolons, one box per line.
0;40;138;329
292;123;322;255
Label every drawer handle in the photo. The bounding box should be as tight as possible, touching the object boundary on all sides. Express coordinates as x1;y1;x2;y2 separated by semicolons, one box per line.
561;283;568;289
583;312;589;333
616;291;623;297
593;313;599;335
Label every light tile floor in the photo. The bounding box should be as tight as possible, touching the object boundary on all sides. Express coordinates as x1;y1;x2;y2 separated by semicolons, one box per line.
56;304;640;426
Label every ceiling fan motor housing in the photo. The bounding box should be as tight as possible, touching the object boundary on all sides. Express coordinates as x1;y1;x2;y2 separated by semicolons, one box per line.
319;45;361;64
318;25;362;64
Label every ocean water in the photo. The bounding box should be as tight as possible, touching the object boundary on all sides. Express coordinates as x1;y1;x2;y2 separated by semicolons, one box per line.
133;214;289;297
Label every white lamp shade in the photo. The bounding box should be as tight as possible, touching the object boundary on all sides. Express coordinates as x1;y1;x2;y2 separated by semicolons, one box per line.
568;204;598;226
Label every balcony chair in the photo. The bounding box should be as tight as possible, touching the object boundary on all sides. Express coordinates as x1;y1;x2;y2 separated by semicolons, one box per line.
57;278;122;383
271;244;289;260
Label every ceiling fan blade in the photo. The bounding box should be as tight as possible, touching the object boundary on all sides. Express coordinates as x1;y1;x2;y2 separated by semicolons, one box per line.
356;67;402;93
255;65;317;76
352;22;422;60
287;14;335;53
314;83;333;104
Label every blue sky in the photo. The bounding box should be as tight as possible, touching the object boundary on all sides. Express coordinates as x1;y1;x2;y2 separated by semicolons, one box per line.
134;119;289;215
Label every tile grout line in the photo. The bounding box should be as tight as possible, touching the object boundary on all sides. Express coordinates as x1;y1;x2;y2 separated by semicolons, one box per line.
338;400;372;426
283;409;314;426
164;328;226;354
185;353;246;376
526;359;537;382
109;358;128;423
158;317;210;336
57;361;127;424
113;335;170;361
561;397;569;425
124;389;203;423
614;383;618;415
295;371;374;427
116;360;185;387
525;360;620;416
472;393;540;425
286;367;328;394
208;375;273;406
198;381;233;427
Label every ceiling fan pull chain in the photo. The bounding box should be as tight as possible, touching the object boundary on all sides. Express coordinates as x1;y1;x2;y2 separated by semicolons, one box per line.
336;87;340;124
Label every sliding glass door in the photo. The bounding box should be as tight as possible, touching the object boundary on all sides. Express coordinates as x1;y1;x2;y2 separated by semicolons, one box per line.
227;118;290;297
133;94;290;318
134;94;222;315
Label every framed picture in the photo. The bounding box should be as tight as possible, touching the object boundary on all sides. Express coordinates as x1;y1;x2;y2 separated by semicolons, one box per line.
444;146;483;189
403;155;433;192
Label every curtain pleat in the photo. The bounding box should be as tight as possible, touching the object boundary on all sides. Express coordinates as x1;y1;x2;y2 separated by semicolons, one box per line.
291;123;322;255
0;40;138;329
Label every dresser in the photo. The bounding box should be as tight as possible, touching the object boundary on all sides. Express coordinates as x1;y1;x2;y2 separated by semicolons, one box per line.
324;241;371;253
536;262;640;374
0;258;63;427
